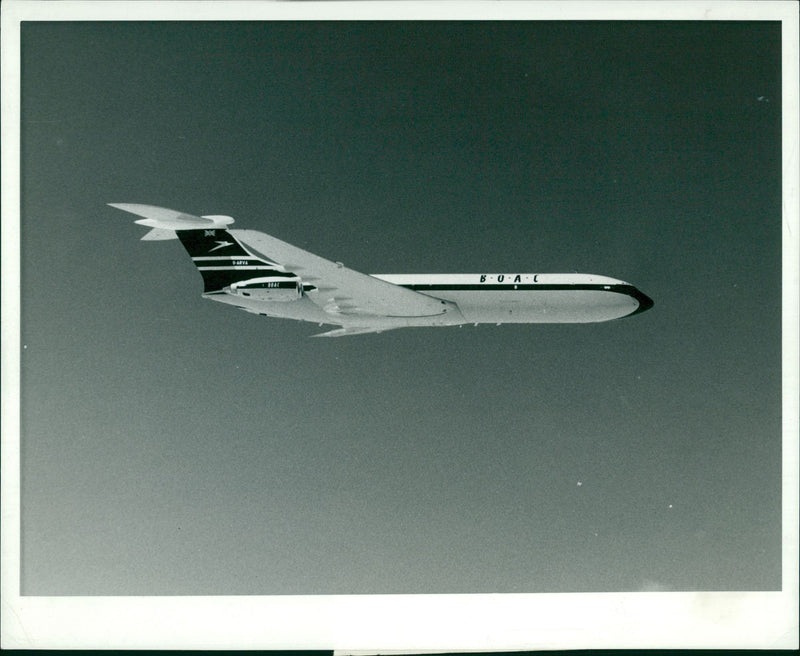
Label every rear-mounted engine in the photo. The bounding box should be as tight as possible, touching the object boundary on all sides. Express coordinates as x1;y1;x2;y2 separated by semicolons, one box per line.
226;276;302;302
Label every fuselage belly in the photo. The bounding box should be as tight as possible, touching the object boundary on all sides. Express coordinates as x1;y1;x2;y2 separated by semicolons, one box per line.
424;289;637;323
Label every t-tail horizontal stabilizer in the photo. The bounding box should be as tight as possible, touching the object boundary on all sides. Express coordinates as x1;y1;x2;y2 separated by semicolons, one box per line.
108;203;234;239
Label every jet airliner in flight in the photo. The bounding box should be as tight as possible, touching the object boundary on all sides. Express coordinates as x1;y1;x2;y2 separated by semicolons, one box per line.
110;203;653;336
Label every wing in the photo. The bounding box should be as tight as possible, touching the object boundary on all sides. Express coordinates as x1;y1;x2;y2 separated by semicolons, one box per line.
232;229;452;318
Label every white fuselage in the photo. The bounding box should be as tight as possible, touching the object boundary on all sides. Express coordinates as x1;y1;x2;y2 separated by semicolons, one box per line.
206;272;651;329
372;273;642;324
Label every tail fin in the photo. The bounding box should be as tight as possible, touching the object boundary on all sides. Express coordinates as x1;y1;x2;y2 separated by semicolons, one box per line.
176;228;286;294
109;203;290;294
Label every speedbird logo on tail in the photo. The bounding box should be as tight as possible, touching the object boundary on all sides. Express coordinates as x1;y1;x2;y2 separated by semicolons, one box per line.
209;240;234;252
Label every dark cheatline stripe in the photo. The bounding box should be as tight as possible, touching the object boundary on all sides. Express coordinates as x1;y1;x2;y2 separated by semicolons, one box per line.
400;283;654;316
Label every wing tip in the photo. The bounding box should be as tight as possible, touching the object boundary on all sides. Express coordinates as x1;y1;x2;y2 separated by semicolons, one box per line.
311;328;348;338
311;326;383;337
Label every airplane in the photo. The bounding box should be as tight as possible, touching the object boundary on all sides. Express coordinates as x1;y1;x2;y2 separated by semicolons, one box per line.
109;203;653;337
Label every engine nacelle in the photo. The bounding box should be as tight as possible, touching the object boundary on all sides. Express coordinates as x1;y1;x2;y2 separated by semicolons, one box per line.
226;276;302;302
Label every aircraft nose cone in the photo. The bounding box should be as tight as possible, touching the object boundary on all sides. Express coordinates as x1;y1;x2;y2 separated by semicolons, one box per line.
629;287;654;316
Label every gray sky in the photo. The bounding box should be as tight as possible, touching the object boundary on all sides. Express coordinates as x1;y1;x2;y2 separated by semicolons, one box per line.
19;19;783;595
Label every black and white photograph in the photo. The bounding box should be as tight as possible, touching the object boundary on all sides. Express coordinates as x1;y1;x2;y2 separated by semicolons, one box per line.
2;0;797;650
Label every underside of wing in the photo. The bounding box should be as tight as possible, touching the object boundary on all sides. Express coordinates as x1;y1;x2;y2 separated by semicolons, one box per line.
232;229;457;319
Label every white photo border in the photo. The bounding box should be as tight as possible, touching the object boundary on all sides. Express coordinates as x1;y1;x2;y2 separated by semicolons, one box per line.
2;1;797;650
